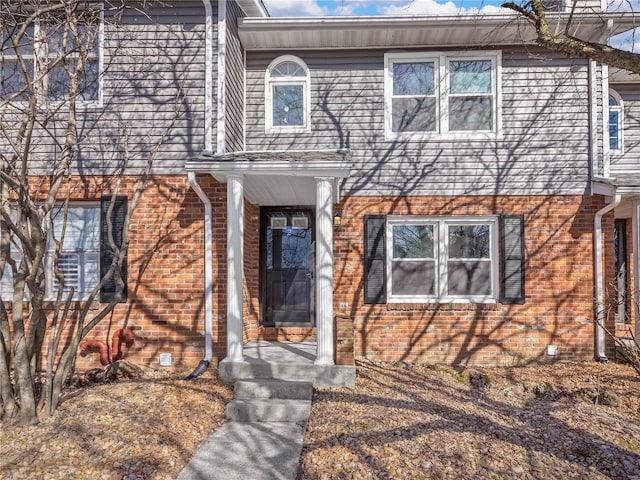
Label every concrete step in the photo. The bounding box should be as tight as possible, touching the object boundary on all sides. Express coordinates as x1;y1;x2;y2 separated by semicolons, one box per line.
234;379;313;401
219;361;356;387
226;398;311;423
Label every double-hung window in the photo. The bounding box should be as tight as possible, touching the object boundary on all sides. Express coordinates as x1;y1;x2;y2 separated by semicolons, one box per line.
265;55;311;132
1;25;36;102
46;204;101;300
385;51;501;139
0;7;102;106
387;216;498;303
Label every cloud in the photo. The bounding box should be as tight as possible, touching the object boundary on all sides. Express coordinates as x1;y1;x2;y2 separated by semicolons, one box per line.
381;0;506;15
263;0;329;16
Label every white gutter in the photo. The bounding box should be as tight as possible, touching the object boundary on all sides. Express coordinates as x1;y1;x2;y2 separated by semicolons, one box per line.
189;172;214;363
217;0;227;155
588;59;599;182
186;0;215;378
594;193;621;362
203;0;214;154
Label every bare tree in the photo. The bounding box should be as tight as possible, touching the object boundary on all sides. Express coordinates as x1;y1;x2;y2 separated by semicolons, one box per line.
503;0;640;74
0;0;181;425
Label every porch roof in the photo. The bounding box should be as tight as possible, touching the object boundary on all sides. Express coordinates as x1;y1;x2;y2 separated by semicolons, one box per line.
186;149;352;206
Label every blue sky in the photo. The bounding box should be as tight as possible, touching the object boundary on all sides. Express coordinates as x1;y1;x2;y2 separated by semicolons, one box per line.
262;0;640;16
262;0;506;16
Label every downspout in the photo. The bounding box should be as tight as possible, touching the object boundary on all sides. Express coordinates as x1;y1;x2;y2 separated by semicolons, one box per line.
185;0;215;379
594;193;621;363
217;0;227;155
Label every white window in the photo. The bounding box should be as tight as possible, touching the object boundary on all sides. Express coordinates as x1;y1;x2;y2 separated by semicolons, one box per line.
609;90;623;154
265;55;310;132
45;204;100;300
386;216;498;303
0;8;103;106
384;51;501;140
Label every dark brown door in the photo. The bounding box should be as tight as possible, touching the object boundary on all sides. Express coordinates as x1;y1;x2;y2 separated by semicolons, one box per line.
261;208;314;326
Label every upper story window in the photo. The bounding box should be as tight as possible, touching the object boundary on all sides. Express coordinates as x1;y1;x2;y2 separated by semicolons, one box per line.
1;7;103;107
609;90;623;154
384;51;501;140
265;55;310;132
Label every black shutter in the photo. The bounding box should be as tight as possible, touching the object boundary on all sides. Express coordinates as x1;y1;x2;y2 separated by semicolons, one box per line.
501;215;525;304
100;196;128;303
364;215;386;304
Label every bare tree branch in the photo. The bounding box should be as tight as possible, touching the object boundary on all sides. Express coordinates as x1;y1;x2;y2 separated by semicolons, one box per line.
503;0;640;74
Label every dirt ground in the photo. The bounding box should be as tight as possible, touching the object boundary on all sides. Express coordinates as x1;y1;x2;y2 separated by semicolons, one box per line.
1;360;640;480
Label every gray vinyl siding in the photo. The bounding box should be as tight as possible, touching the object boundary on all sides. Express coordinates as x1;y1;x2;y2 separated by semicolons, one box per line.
9;2;209;175
245;47;591;196
610;83;640;175
225;0;245;153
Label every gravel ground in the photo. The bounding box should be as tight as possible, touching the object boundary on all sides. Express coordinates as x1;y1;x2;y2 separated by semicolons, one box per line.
1;360;639;479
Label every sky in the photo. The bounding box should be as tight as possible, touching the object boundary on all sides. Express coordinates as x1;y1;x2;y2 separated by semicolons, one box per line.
261;0;640;51
262;0;507;16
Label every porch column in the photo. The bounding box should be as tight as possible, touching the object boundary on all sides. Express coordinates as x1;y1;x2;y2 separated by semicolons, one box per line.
315;177;335;365
225;174;244;363
634;198;640;339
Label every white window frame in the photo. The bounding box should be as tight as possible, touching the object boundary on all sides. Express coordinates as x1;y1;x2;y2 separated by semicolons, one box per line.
265;55;311;133
608;89;624;155
384;51;502;141
0;4;104;108
45;202;100;301
386;216;499;303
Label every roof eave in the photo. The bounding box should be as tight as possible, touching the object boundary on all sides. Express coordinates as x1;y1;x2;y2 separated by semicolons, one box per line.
236;0;269;18
238;12;639;50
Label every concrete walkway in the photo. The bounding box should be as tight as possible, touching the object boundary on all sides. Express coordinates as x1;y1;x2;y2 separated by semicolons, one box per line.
176;421;304;480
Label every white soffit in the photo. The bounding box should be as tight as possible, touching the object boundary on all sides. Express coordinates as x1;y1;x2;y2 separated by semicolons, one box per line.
236;0;269;18
238;13;639;50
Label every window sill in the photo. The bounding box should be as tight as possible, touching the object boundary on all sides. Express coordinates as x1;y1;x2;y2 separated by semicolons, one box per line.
265;125;311;134
384;130;503;143
386;302;500;311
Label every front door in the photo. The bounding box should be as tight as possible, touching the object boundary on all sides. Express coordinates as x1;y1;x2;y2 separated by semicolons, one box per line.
261;208;314;326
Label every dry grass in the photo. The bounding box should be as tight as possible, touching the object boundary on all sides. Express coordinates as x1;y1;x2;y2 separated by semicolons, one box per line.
2;360;640;479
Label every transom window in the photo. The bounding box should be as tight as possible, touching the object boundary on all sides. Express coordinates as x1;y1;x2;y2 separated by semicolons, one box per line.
609;90;623;154
265;55;310;132
385;51;501;139
1;9;102;106
387;216;498;302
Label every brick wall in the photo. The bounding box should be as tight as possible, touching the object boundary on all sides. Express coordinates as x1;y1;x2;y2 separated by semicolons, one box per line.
17;179;616;369
333;194;613;366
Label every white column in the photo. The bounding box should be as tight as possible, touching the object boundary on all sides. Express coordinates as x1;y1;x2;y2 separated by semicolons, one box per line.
315;177;335;365
633;199;640;339
224;174;244;363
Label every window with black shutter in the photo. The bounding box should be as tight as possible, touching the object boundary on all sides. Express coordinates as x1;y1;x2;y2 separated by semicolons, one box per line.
500;215;525;304
100;196;128;303
364;215;386;304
